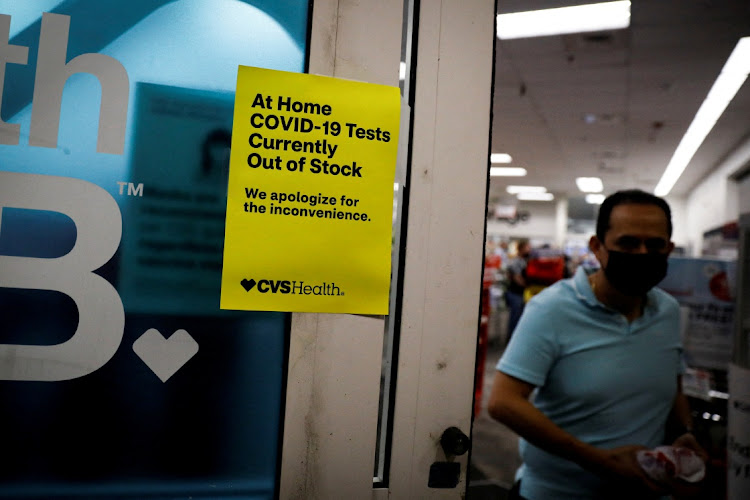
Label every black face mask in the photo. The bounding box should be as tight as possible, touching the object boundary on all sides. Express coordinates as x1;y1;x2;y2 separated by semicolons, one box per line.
603;249;669;296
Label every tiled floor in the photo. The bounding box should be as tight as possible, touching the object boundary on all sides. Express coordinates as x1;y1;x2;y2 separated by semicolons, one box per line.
468;308;522;497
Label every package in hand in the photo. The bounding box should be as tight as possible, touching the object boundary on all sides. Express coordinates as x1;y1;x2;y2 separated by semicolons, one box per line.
636;446;705;483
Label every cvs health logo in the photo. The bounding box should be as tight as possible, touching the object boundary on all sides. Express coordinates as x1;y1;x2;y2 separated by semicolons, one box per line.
241;278;291;294
240;278;343;296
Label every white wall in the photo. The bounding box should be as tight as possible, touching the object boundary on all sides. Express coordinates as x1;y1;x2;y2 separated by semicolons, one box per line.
740;174;750;214
486;200;557;242
665;195;689;252
684;136;750;255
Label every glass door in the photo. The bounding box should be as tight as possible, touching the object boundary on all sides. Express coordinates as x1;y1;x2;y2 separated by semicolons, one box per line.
0;1;309;498
0;1;496;498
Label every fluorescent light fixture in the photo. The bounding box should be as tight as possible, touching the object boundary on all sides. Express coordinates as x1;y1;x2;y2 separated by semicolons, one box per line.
586;194;606;204
506;185;547;194
497;1;630;40
491;153;513;163
399;62;406;81
490;167;527;177
654;36;750;196
576;177;604;193
517;192;554;201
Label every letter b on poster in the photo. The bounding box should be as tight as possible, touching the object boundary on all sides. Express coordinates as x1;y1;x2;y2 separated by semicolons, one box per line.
220;66;400;314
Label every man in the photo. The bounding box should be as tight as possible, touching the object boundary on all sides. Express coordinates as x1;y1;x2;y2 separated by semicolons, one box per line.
488;190;707;499
495;239;510;265
505;239;531;341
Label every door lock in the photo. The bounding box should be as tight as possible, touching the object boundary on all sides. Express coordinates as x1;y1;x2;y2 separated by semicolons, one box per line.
428;427;471;488
440;426;470;456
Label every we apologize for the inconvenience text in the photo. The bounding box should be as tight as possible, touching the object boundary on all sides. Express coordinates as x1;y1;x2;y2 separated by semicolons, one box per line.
244;188;370;221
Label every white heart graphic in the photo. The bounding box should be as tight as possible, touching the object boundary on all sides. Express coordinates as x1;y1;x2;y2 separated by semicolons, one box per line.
133;328;199;382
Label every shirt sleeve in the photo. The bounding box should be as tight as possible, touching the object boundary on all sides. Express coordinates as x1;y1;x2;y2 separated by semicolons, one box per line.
496;293;560;387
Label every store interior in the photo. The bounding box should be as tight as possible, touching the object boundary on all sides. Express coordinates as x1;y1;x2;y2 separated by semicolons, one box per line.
467;1;749;498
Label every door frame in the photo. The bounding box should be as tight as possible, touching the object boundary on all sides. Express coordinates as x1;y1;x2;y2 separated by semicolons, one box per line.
279;1;496;498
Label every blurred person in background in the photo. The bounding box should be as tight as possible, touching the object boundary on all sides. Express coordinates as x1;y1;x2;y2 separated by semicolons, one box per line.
505;239;531;342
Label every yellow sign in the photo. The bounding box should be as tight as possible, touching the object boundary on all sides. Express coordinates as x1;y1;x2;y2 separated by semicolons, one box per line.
220;66;400;314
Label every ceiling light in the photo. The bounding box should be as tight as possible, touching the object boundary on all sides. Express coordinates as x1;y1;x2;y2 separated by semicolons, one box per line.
506;185;547;194
490;167;527;177
490;153;513;163
576;177;604;193
496;1;631;40
654;36;750;196
582;112;623;125
586;194;605;204
517;192;554;201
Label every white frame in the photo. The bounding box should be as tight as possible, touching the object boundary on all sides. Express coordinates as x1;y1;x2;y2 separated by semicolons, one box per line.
279;1;496;498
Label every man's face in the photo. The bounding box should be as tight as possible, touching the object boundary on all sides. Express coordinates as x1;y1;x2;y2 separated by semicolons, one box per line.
590;203;674;268
518;243;530;258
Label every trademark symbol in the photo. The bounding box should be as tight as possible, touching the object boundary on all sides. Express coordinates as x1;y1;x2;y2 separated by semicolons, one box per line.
116;181;144;197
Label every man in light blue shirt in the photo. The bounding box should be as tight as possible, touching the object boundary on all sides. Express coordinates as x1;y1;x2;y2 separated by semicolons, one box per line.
488;190;707;499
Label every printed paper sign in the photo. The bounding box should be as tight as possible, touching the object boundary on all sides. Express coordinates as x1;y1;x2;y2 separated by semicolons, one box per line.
659;257;737;370
119;83;234;316
220;66;400;314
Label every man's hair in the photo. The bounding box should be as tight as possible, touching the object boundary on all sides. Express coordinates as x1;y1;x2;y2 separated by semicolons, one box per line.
596;189;672;241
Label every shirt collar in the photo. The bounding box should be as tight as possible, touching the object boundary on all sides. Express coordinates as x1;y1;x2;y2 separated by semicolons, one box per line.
572;266;600;308
571;266;661;315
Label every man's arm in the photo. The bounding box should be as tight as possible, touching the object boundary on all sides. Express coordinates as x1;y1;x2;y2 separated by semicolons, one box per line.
487;371;667;494
658;377;711;498
669;377;708;461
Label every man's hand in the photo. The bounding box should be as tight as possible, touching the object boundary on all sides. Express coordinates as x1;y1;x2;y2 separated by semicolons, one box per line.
665;433;709;499
587;445;669;497
671;432;709;463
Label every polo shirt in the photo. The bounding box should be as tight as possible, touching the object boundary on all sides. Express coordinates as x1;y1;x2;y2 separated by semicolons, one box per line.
497;266;683;499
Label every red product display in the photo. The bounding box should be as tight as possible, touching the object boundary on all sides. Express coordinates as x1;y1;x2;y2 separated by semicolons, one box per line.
525;249;564;286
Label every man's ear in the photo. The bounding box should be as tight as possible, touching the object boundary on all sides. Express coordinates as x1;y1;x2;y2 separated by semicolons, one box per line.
589;234;601;253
